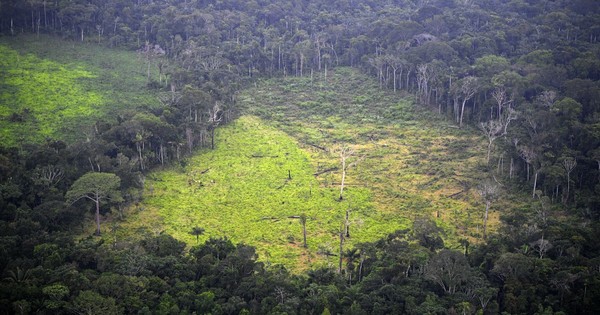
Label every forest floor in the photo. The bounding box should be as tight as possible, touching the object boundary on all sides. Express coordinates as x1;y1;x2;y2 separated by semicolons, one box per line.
0;35;160;146
120;67;501;271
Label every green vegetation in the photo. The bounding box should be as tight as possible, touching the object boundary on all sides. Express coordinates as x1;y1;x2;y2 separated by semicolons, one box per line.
123;115;407;270
242;68;491;240
124;68;491;269
244;68;494;246
2;0;600;313
0;35;160;145
66;172;123;236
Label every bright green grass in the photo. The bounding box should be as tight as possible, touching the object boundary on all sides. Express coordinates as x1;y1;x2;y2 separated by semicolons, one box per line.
240;68;491;247
0;35;161;146
122;116;408;270
121;68;495;270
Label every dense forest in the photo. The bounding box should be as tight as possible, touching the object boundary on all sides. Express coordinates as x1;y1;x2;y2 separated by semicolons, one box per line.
1;0;600;314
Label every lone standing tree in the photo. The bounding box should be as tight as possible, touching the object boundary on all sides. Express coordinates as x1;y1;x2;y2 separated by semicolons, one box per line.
66;172;122;236
190;226;205;244
338;145;363;201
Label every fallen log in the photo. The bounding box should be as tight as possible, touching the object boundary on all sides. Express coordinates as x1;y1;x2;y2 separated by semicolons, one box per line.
305;142;327;151
447;190;467;199
260;216;280;222
313;167;339;176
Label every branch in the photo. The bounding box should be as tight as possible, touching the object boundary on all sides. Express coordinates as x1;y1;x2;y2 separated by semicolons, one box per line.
67;193;96;206
492;175;504;187
348;154;367;169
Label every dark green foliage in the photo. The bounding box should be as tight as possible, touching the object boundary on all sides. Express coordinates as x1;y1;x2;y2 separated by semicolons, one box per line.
141;234;186;258
72;290;122;315
191;237;236;262
66;172;122;236
413;218;445;251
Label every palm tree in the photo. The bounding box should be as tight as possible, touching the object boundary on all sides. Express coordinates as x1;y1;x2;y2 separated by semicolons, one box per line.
4;267;31;283
190;226;205;244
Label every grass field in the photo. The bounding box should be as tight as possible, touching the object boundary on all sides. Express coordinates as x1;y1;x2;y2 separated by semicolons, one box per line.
119;115;407;270
241;68;493;244
119;68;497;270
0;35;161;146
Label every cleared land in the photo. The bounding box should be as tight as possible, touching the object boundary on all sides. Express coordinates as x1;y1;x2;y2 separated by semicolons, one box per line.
0;35;160;146
122;68;496;270
0;36;501;269
122;115;395;271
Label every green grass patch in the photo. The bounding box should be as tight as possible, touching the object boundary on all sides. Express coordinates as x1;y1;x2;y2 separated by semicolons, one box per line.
120;116;407;270
0;35;161;146
239;68;490;247
122;67;503;270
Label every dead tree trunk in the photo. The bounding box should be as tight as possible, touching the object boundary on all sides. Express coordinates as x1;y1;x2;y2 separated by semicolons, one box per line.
345;210;350;238
478;180;498;240
300;214;307;248
338;226;344;273
563;158;576;204
338;146;362;201
533;169;538;198
95;199;101;236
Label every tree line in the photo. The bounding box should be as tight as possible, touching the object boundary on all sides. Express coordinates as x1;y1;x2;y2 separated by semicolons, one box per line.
2;216;599;314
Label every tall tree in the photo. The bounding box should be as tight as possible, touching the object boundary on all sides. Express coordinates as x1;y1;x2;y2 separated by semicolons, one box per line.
453;76;479;128
383;54;406;92
337;145;363;201
562;157;576;204
208;103;223;150
416;63;431;104
480;106;516;165
425;249;471;295
480;120;504;166
491;87;513;122
66;172;122;236
519;145;540;198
